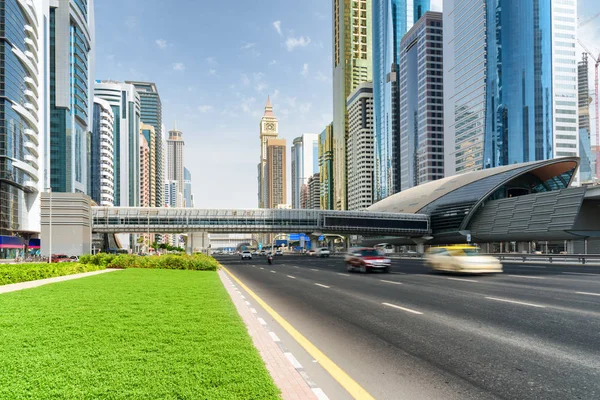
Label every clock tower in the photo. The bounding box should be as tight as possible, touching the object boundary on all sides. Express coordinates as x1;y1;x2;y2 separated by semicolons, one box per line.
258;96;279;208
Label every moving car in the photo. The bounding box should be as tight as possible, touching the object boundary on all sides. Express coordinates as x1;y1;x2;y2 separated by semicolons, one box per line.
316;247;330;258
425;245;503;274
51;254;71;263
241;251;252;260
275;250;283;256
307;249;316;256
259;250;267;256
345;248;391;273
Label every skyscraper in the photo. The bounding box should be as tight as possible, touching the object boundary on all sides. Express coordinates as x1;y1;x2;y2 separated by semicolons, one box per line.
140;124;156;207
319;123;334;210
372;0;429;201
90;98;115;206
126;81;164;208
346;82;374;211
578;55;595;183
166;125;185;207
184;167;193;207
258;97;279;208
139;133;150;207
266;138;287;208
49;0;95;194
0;0;47;238
291;133;319;208
333;0;372;210
444;0;576;176
399;11;444;190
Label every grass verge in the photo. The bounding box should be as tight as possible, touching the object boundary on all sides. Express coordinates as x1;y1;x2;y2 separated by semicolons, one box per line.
0;269;280;399
0;262;105;286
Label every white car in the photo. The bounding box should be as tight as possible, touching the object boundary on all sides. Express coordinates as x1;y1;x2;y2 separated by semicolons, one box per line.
316;247;330;258
425;246;502;274
241;251;252;260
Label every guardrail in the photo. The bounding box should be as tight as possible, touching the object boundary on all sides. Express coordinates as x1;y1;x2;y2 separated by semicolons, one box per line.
484;253;600;265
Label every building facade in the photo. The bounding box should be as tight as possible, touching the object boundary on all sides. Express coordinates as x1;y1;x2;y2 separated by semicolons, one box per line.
307;173;321;210
333;0;372;210
0;0;47;238
258;97;279;208
266;138;287;208
291;133;319;208
319;123;334;210
578;55;594;183
184;167;193;207
49;0;95;194
140;124;156;207
139;133;150;207
347;82;375;211
126;81;164;208
164;180;178;209
444;0;576;177
90;98;115;206
399;11;444;190
94;81;141;207
372;0;429;201
166;126;184;207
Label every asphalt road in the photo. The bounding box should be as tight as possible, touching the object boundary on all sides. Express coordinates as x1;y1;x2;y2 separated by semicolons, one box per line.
218;255;600;400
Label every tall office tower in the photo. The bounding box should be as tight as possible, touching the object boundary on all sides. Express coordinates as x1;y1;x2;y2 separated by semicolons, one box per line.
333;0;372;210
258;97;278;208
444;0;578;176
139;133;150;207
140;124;156;207
291;133;319;208
183;167;193;207
266;138;287;209
578;56;595;183
126;82;164;207
319;123;334;210
0;0;46;239
94;81;141;206
89;98;115;206
346;82;375;211
49;0;95;194
307;173;321;210
372;0;429;201
166;125;185;207
399;11;444;190
164;180;178;209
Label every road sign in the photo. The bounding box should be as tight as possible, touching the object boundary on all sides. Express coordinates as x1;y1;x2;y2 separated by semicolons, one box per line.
466;234;472;243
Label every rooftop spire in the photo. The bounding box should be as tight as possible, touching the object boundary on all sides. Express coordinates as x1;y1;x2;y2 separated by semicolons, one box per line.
264;96;274;117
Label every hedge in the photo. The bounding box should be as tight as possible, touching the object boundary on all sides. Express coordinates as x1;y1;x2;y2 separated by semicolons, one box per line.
79;253;218;271
0;263;105;286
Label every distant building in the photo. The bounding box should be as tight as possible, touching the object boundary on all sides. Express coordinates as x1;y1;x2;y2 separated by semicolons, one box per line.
307;173;321;210
347;82;375;211
267;138;287;209
90;98;115;207
291;134;319;208
319;124;334;210
578;56;594;183
184;167;193;207
140;124;157;207
399;11;444;190
164;180;178;209
258;97;279;208
166;125;185;207
139;134;150;207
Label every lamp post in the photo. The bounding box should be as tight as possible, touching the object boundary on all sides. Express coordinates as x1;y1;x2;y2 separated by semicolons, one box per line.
45;187;52;263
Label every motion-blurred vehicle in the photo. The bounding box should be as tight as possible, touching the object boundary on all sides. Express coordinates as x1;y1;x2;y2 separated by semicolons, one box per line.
241;251;252;260
307;249;316;256
316;247;330;258
425;245;502;274
345;248;391;273
259;250;267;256
69;255;79;262
51;254;71;263
275;250;283;256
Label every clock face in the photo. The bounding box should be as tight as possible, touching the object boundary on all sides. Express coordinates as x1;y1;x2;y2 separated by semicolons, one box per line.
265;122;276;132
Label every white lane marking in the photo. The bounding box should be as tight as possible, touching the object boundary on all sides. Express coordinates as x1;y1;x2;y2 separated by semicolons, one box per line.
287;275;296;279
380;280;403;285
311;269;320;272
251;265;256;268
576;291;600;297
250;308;257;314
293;266;300;269
268;332;281;342
240;295;246;299
257;317;267;326
507;274;546;280
485;297;546;308
507;265;547;269
315;283;330;289
312;388;330;400
447;277;479;283
382;302;423;315
245;301;251;306
563;272;599;276
270;270;276;273
389;271;406;275
284;352;303;369
260;267;264;270
337;273;350;277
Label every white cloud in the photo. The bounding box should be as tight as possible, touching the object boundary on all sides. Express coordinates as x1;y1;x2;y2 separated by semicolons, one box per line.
206;57;218;65
241;73;251;86
198;105;213;113
155;39;168;49
241;96;257;114
125;16;138;29
269;60;277;66
316;71;330;82
285;36;311;51
209;69;217;75
299;102;312;114
273;21;282;36
172;63;185;71
241;42;256;49
255;82;268;93
272;89;280;100
431;0;443;12
301;63;309;77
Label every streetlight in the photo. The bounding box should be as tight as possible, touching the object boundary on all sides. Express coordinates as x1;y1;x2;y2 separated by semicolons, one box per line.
45;187;52;263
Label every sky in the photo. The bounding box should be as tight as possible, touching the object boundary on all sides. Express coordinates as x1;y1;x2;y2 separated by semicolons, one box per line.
95;0;598;209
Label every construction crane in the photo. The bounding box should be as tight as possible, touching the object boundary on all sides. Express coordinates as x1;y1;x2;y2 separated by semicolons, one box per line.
578;39;600;180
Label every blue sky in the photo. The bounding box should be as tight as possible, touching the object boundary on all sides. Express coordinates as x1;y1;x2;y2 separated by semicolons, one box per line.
95;0;598;209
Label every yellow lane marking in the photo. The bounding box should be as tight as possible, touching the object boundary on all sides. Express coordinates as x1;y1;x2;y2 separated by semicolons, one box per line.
222;265;375;400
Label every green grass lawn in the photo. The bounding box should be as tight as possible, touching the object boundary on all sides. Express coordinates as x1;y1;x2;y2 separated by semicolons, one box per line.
0;269;280;399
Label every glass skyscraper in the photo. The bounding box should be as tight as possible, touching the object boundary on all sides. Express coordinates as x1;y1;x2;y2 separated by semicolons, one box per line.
372;0;429;201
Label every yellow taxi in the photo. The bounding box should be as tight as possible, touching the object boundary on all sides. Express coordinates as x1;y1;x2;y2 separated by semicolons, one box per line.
425;245;503;274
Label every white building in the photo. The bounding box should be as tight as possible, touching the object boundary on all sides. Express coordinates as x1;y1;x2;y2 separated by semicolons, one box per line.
346;82;374;211
166;126;185;207
91;97;115;206
291;133;320;208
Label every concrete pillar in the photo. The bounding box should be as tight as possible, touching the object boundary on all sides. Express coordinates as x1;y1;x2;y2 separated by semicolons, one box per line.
517;242;529;254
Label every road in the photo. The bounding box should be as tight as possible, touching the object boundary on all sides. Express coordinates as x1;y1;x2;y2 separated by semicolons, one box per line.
218;255;600;400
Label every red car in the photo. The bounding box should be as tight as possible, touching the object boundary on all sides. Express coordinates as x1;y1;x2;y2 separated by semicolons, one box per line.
51;254;71;263
344;248;391;273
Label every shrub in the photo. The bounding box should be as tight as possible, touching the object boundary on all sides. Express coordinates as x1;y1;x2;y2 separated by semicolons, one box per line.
79;253;218;271
0;263;105;286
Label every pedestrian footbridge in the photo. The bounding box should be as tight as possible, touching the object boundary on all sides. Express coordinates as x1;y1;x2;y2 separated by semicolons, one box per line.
91;207;430;237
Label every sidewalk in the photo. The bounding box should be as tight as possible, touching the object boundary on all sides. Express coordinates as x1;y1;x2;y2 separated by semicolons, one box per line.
218;269;321;400
0;269;120;295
